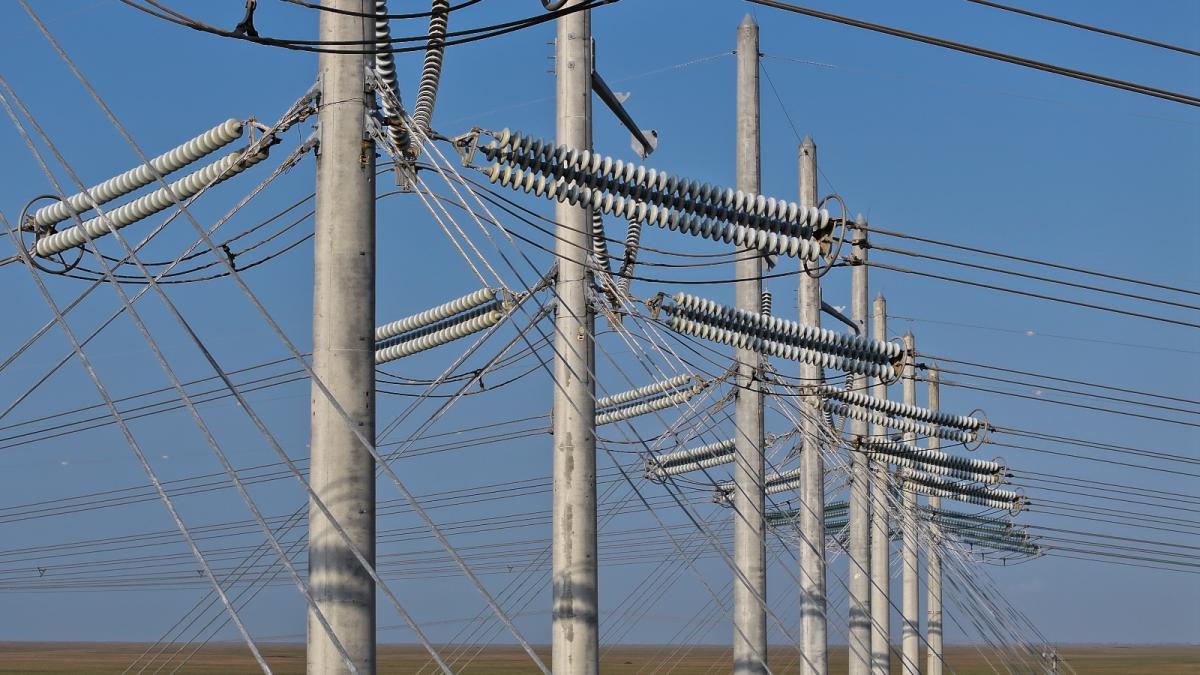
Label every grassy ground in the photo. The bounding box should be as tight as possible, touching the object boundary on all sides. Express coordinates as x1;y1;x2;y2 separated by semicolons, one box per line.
0;643;1196;674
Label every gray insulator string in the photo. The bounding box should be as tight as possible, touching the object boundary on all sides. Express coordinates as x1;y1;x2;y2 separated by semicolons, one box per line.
411;0;449;132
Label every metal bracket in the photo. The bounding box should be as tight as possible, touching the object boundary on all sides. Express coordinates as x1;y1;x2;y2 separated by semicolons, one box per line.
451;128;483;167
592;69;658;159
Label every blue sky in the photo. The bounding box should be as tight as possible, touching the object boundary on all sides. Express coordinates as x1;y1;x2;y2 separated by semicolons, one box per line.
0;0;1197;652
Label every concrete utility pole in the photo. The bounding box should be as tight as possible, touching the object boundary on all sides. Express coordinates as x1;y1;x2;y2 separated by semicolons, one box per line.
732;14;768;675
847;216;872;675
552;2;598;673
869;294;891;675
309;1;376;673
926;369;944;675
900;332;921;675
797;136;828;675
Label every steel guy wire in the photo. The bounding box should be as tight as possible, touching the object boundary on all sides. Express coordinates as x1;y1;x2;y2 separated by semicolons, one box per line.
2;110;453;673
0;225;272;672
24;10;550;666
0;111;313;401
0;120;283;675
0;78;450;675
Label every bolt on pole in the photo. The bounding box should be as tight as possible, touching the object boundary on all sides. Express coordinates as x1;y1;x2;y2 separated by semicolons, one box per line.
733;14;769;675
552;2;599;673
798;136;828;675
926;368;944;675
900;332;921;675
847;216;872;675
870;294;891;675
309;1;377;673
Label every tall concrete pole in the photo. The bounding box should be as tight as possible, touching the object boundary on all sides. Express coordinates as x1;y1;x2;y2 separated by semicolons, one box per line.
309;1;376;672
733;15;768;675
926;370;944;675
869;294;891;675
847;217;872;675
552;2;598;673
797;137;827;675
900;332;921;675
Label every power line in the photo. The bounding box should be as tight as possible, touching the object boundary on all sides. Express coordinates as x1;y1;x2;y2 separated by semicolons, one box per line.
917;353;1200;407
863;224;1200;298
966;0;1200;58
870;241;1200;312
868;260;1200;329
892;313;1200;356
746;0;1200;107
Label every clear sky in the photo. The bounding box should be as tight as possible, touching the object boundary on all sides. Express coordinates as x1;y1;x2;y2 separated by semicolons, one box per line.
0;0;1197;652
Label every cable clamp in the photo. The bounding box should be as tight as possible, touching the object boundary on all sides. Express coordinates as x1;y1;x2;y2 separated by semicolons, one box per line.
451;128;483;167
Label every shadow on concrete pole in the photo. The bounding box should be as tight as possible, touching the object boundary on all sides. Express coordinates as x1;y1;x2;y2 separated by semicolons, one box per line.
927;369;944;675
900;332;921;675
309;1;376;673
552;1;598;673
798;137;828;675
733;14;768;675
848;216;872;675
870;294;891;675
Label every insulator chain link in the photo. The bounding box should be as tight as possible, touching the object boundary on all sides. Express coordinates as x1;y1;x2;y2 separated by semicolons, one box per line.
861;438;1000;474
902;467;1021;502
375;309;503;364
595;374;694;410
822;400;976;444
590;211;610;272
484;163;820;260
905;480;1023;511
374;0;410;152
411;0;449;132
673;292;901;362
595;389;698;426
485;128;829;238
715;467;804;503
375;287;496;342
819;383;981;431
644;438;736;479
35;148;269;258
30;118;245;231
616;219;642;296
869;452;1001;484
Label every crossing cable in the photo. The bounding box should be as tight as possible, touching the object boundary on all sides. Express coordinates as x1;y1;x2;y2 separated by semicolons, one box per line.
862;223;1200;298
866;260;1200;329
746;0;1200;107
0;119;318;428
892;313;1200;356
1;72;456;675
25;8;552;667
0;217;271;674
282;0;483;20
412;124;1022;667
869;240;1200;312
918;353;1200;408
931;366;1200;416
965;0;1200;58
929;376;1200;429
139;305;558;672
117;0;618;54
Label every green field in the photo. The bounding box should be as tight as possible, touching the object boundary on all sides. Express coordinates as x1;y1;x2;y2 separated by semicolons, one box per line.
0;643;1196;674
